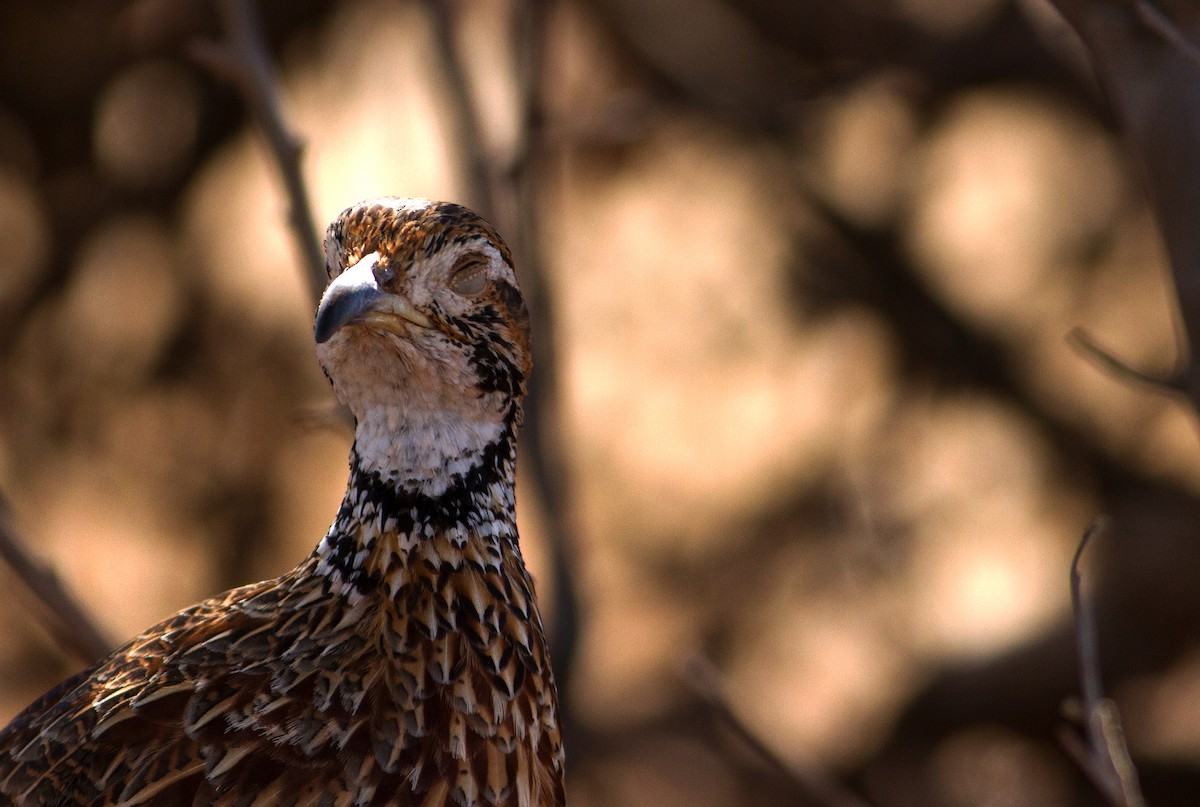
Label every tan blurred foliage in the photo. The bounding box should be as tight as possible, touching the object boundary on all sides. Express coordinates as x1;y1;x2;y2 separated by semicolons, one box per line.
1;0;1200;804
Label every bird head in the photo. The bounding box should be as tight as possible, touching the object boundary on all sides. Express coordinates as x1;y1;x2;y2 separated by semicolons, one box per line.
314;198;531;489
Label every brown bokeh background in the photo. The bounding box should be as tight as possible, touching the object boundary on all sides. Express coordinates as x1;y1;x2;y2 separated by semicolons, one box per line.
2;0;1200;804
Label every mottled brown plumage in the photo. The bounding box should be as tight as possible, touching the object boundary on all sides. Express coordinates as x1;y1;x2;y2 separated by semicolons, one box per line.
0;198;564;806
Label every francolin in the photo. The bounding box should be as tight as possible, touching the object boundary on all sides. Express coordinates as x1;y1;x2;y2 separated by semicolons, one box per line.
0;198;565;806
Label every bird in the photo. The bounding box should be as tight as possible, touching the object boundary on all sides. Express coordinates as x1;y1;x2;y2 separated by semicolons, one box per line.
0;198;565;806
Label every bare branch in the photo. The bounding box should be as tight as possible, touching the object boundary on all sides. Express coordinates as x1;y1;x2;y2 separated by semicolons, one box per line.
414;0;581;724
420;0;497;218
1067;326;1186;394
505;0;584;722
1131;0;1200;70
190;0;327;306
1065;517;1147;807
1042;0;1200;415
1059;722;1110;800
683;654;876;807
0;494;112;665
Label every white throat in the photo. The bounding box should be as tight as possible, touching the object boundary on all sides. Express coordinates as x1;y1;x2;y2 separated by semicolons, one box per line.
318;324;515;497
352;400;507;497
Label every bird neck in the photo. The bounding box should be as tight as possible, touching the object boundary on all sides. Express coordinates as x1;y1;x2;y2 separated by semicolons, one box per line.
314;415;522;599
307;402;563;805
353;411;509;494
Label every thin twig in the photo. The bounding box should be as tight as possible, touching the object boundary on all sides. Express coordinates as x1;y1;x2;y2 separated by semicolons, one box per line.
0;494;112;664
421;0;497;218
1130;0;1200;70
1067;326;1186;395
1070;520;1106;716
1066;517;1147;807
683;655;876;807
190;0;328;306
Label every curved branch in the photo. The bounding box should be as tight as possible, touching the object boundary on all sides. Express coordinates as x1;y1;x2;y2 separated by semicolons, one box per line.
1067;327;1186;394
1044;0;1200;416
190;0;328;306
0;494;112;664
684;654;876;807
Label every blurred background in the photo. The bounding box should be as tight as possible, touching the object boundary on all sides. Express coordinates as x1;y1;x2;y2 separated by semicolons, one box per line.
2;0;1200;804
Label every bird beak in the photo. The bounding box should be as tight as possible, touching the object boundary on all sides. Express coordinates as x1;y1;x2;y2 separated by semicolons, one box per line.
314;252;432;344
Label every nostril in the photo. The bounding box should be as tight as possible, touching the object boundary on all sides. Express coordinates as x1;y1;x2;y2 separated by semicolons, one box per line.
373;262;396;285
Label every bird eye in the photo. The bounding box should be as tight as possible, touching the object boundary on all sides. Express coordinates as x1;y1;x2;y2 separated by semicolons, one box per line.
449;254;489;297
